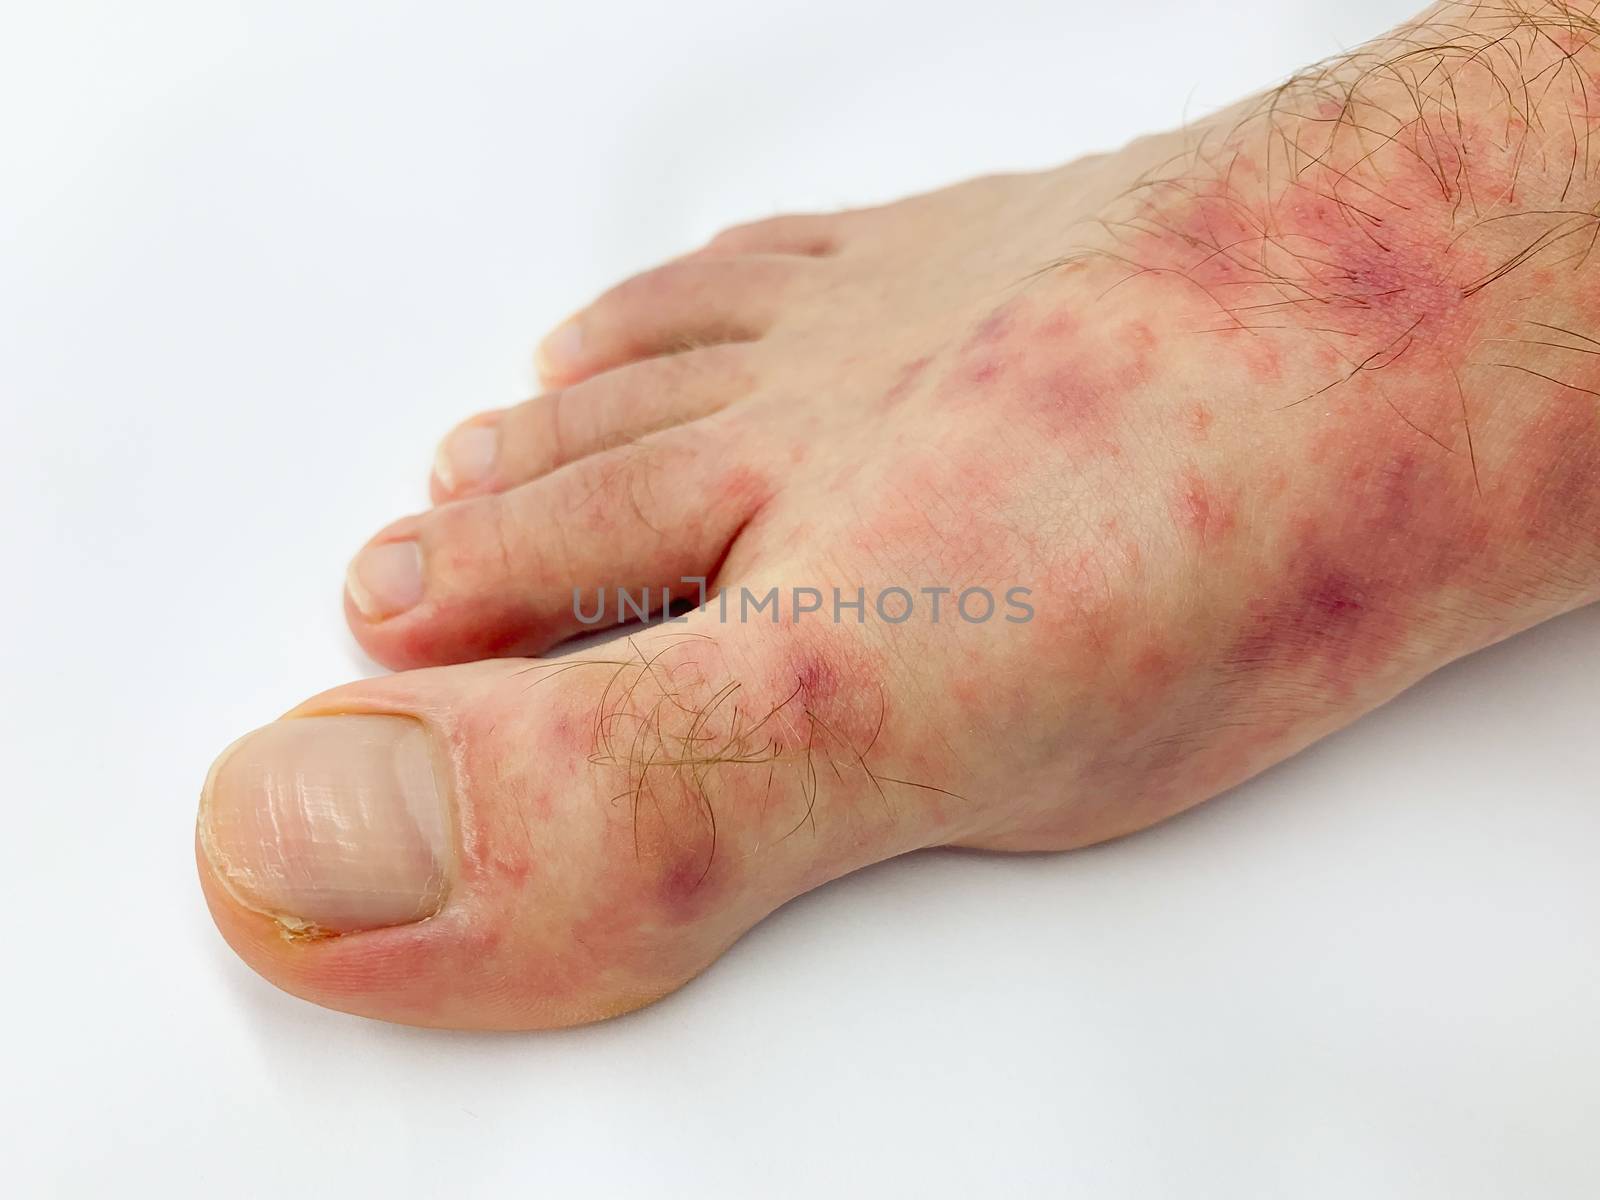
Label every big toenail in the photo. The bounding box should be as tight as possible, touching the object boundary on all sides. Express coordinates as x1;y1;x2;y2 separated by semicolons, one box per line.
434;422;499;494
198;715;452;935
536;318;583;378
346;541;424;620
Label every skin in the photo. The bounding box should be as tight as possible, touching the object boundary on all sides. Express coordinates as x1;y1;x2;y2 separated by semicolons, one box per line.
201;1;1600;1029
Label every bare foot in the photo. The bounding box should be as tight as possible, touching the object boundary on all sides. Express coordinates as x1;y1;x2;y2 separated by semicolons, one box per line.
200;1;1600;1028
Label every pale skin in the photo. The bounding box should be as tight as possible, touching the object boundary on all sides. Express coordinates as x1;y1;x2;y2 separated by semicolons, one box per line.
199;1;1600;1028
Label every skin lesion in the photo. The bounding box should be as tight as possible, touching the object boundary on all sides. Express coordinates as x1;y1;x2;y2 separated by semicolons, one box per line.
962;4;1600;809
512;4;1600;873
1058;1;1600;461
1035;2;1600;596
514;630;962;901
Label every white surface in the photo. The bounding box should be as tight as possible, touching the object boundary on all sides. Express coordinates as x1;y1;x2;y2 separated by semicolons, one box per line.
5;1;1598;1195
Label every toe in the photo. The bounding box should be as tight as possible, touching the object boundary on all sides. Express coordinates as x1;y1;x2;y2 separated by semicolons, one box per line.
197;621;940;1029
197;656;661;1029
431;346;756;503
535;255;812;386
350;415;773;669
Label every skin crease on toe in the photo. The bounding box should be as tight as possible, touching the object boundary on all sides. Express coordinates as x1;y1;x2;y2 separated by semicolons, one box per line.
203;1;1600;1028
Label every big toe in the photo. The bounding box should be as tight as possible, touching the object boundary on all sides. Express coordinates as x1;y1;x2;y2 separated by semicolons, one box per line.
197;623;955;1029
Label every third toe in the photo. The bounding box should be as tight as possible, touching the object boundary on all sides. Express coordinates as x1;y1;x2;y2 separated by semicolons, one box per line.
535;255;815;385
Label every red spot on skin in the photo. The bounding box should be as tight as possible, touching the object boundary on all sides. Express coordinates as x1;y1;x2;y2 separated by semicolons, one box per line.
969;358;1003;385
1030;547;1132;654
1027;317;1156;441
1547;26;1596;58
968;304;1016;348
1234;535;1405;692
953;307;1022;385
1113;116;1519;418
1039;311;1080;340
879;355;932;411
791;650;841;706
1027;273;1575;724
950;457;1011;509
1130;642;1180;689
1173;467;1238;545
550;711;577;746
491;853;532;886
1302;571;1367;623
1240;333;1284;383
999;81;1600;845
1188;403;1214;440
1226;415;1501;691
719;464;771;507
951;676;985;715
942;297;1147;451
1034;366;1115;434
755;621;889;760
649;854;726;917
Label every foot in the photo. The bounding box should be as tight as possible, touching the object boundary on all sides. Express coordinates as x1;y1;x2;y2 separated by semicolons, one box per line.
200;2;1600;1028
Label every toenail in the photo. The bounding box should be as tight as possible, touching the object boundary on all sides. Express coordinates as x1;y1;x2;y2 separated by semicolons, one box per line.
434;422;500;494
198;715;452;935
536;317;583;378
346;540;424;620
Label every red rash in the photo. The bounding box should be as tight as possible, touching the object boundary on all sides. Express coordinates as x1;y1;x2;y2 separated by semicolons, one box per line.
1032;365;1121;439
1173;467;1238;545
789;646;842;708
762;618;888;760
945;296;1153;449
1052;108;1600;691
1226;380;1600;691
880;355;932;411
718;463;774;509
1109;113;1537;425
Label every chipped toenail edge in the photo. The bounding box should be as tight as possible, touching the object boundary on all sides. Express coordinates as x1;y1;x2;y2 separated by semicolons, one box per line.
199;715;455;941
198;731;336;942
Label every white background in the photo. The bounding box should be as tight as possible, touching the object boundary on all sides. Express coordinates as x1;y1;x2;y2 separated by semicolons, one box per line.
5;0;1599;1195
